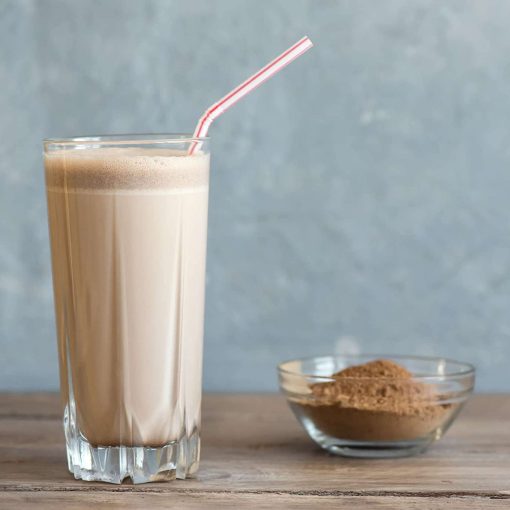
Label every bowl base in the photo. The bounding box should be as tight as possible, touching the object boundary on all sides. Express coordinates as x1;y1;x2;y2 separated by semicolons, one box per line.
294;409;436;458
324;440;432;459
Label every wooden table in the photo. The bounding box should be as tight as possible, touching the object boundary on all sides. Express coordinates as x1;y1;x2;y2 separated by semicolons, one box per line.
1;394;509;509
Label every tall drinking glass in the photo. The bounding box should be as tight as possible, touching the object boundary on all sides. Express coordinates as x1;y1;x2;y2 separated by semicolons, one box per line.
44;135;210;484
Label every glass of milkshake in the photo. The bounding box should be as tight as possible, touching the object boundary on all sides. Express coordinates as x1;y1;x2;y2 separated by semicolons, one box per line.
44;134;210;484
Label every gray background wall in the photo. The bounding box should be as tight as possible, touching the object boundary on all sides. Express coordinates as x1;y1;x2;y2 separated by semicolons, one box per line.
1;0;509;392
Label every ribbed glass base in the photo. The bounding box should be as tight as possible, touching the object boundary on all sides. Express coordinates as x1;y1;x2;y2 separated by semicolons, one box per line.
64;407;200;484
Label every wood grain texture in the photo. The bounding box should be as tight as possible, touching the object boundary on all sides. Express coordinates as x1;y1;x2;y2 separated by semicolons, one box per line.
1;393;509;509
1;493;510;510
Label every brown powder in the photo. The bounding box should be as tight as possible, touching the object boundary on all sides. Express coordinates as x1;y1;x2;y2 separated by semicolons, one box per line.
294;359;456;441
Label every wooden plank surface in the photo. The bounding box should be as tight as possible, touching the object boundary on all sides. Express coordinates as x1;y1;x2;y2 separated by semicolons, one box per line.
1;492;510;510
1;393;509;509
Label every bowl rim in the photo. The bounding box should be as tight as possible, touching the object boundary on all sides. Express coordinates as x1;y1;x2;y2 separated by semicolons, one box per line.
277;353;476;381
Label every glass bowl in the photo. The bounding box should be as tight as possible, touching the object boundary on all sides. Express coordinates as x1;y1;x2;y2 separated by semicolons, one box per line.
278;354;475;458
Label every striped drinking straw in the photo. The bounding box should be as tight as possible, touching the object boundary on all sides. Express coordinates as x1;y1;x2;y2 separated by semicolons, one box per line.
189;36;313;154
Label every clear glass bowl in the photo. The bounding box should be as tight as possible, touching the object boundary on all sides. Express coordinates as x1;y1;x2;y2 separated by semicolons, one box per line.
278;354;475;458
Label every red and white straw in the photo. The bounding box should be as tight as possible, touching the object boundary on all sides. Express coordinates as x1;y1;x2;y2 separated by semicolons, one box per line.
189;36;313;154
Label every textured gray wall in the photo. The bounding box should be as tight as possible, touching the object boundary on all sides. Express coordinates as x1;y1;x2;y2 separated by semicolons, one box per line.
1;0;509;392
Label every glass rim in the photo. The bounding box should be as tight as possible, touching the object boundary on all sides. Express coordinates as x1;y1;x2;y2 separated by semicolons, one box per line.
43;133;210;147
277;353;476;381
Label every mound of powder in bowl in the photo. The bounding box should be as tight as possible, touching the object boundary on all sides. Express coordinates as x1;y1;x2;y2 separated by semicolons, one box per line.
294;359;457;442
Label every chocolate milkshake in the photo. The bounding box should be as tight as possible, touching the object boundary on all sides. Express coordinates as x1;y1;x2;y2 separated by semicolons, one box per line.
44;136;210;483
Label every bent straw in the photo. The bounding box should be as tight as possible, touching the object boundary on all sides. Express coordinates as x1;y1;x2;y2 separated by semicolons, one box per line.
189;36;313;154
